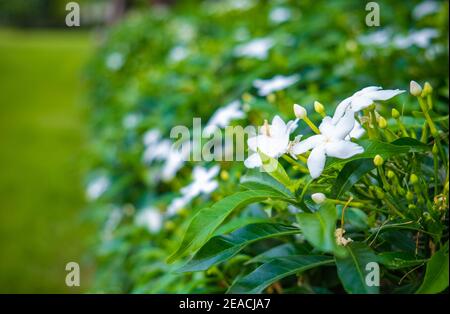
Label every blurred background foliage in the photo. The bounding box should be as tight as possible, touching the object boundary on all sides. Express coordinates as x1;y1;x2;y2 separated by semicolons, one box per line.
0;0;448;293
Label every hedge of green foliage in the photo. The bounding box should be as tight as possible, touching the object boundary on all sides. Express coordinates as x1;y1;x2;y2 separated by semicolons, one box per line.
85;0;449;293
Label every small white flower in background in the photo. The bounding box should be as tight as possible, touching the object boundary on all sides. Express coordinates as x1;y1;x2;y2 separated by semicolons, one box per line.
358;29;392;46
245;115;298;168
135;207;163;234
143;139;172;164
413;1;440;20
86;176;109;200
346;120;366;140
269;7;291;24
311;193;326;204
168;45;189;63
167;165;220;216
143;129;161;146
102;207;122;241
122;113;141;129
393;28;439;49
292;109;364;178
332;86;404;124
161;145;190;182
253;74;300;96
204;100;246;136
233;37;274;60
181;165;220;199
105;52;124;71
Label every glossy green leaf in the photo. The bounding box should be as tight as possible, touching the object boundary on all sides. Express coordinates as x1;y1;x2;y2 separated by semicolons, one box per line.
167;190;291;263
177;223;300;272
416;244;449;294
297;201;346;256
245;243;304;264
240;169;294;198
227;255;333;293
258;149;294;191
335;243;379;294
332;158;375;198
378;252;426;269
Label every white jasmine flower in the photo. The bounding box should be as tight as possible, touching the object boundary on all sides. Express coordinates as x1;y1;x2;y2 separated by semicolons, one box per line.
244;115;298;168
234;38;274;60
135;207;163;234
291;109;364;178
393;28;439;49
102;207;122;241
204;100;246;136
167;166;220;216
143;129;161;146
269;7;291;24
161;146;189;182
358;29;392;46
86;176;109;200
413;1;440;20
168;45;189;63
253;74;300;96
346;120;366;140
311;193;326;204
332;86;404;124
143;139;172;164
105;52;124;71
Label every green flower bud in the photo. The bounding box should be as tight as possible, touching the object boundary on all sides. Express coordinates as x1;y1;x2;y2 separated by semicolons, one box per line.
432;143;439;155
375;187;385;199
421;82;433;97
373;154;384;167
397;187;406;196
406;191;414;201
314;101;325;115
220;170;229;181
392;108;400;119
266;93;276;103
377;116;387;129
387;170;395;179
408;204;416;210
410;174;419;185
410;80;422;97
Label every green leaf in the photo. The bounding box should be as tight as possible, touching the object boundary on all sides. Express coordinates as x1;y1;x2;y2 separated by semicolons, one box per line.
332;158;375;198
258;149;294;191
296;201;346;256
176;223;300;272
167;190;291;263
227;255;333;293
335;243;379;294
326;138;430;169
416;244;449;294
240;169;294;198
245;243;305;265
378;252;426;269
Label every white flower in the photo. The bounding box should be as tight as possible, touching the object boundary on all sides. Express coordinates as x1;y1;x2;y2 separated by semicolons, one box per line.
161;146;189;182
332;86;404;124
143;129;161;146
244;115;298;168
135;207;163;234
311;193;326;204
167;166;220;216
393;28;439;49
358;29;392;46
291;109;364;178
293;104;307;119
204;100;245;136
413;1;440;20
269;7;291;24
105;52;124;71
253;74;300;96
168;45;189;63
346;120;365;140
181;165;220;199
86;176;109;200
233;38;274;60
143;139;172;164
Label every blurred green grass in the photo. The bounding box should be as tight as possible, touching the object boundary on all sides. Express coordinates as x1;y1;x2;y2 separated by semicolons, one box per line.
0;28;93;293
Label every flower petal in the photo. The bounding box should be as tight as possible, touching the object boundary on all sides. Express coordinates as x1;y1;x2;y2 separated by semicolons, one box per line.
325;140;364;159
319;116;336;138
347;120;365;139
271;115;287;138
244;153;262;168
291;135;324;155
350;96;374;112
333;109;356;140
307;146;326;179
332;97;352;124
365;89;405;101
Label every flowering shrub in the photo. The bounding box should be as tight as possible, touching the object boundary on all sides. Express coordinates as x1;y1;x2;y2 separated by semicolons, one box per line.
86;0;448;293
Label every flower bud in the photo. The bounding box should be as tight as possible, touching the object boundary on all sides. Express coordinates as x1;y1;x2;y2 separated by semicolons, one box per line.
410;80;422;97
311;192;326;204
373;154;384;167
387;170;395;179
293;104;307;119
375;187;385;199
314;101;325;115
406;191;414;201
377;116;387;129
408;204;416;210
242;92;253;103
220;170;229;181
164;220;175;231
410;173;419;185
432;143;439;155
392;108;400;119
422;82;433;97
267;93;276;103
